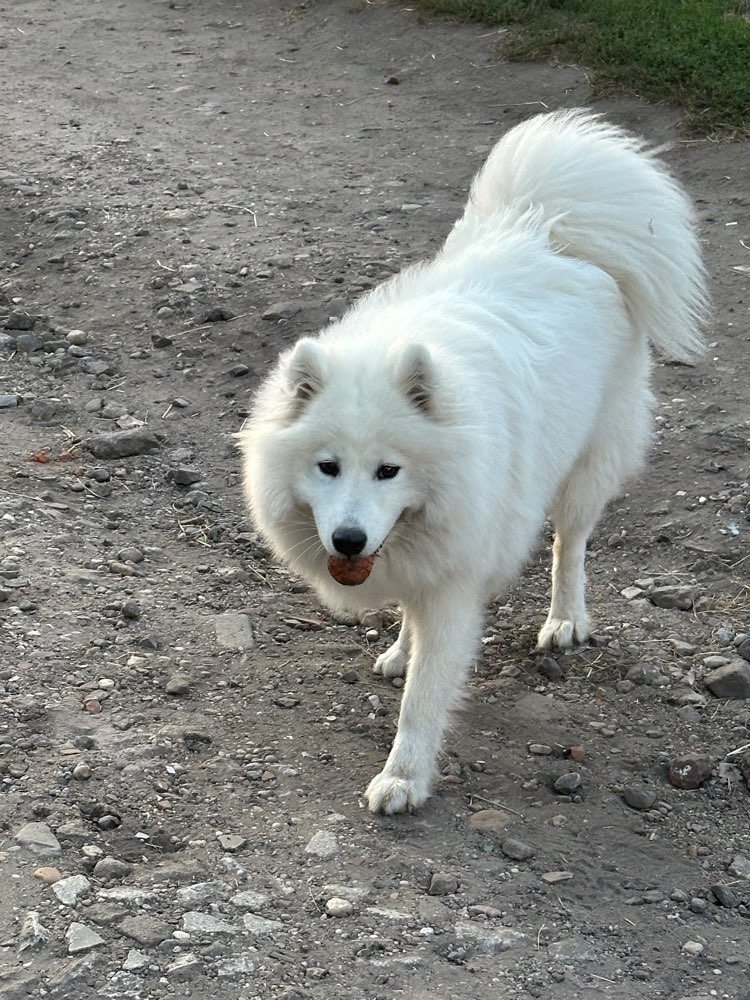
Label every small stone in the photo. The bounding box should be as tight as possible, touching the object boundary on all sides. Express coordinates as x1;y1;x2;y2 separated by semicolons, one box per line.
501;838;535;861
117;546;144;564
120;599;141;620
428;872;459;896
710;883;738;908
728;853;750;880
176;881;230;906
72;762;92;780
170;467;202;486
454;920;526;953
242;913;283;935
668;753;713;789
554;772;582;794
122;949;150;972
305;829;338;859
230;889;268;911
119;914;172;946
66;329;88;345
5;309;36;330
166;952;202;980
548;936;597;962
670;639;697;657
181;912;239;935
166;676;190;696
682;940;704;955
528;743;552;755
704;659;750;699
564;746;586;761
214;612;254;651
621;586;644;600
92;857;133;882
538;656;563;681
15;822;62;856
737;637;750;662
649;585;695;611
262;301;301;321
52;875;91;906
325;897;354;917
228;363;250;377
66;922;105;954
18;911;51;952
34;866;62;885
468;809;513;833
623;786;658;810
541;871;573;884
86;429;160;460
216;833;246;852
216;954;256;977
627;662;669;686
689;897;708;914
702;655;730;669
0;393;19;408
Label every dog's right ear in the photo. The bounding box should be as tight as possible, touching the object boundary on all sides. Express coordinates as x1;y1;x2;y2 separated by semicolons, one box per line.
283;338;327;405
393;343;434;415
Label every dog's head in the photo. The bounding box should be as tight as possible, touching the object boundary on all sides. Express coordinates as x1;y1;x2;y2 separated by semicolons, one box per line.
260;334;444;568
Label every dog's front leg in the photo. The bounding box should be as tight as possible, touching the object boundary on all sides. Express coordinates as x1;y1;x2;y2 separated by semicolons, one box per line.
364;586;483;815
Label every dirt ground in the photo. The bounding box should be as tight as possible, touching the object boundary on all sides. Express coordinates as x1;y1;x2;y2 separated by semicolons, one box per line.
1;1;749;998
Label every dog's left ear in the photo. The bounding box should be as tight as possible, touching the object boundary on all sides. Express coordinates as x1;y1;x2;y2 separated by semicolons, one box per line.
393;343;434;415
284;338;327;404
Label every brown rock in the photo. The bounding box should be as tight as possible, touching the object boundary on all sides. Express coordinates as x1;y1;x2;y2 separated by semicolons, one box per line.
668;753;713;789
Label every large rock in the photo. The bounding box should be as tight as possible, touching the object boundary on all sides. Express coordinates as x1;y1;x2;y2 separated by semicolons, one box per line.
85;428;160;459
14;822;61;856
704;659;750;699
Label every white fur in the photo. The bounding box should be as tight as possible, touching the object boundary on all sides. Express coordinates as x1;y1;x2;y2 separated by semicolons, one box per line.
239;110;708;815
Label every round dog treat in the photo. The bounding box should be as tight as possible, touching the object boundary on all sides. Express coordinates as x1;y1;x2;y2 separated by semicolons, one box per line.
327;554;374;586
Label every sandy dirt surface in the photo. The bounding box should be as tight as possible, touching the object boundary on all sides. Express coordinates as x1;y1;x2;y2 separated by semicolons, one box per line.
1;1;749;998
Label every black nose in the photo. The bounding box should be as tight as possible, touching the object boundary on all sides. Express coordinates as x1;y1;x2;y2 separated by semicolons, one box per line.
332;527;367;556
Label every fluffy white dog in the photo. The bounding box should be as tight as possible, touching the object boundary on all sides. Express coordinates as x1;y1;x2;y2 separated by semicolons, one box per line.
239;110;708;815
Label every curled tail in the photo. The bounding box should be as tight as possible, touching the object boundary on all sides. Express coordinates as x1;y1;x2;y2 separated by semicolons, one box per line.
453;109;709;361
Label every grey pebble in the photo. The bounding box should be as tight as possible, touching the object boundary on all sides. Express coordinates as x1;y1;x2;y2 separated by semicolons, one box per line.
5;310;36;331
166;676;191;696
305;829;338;859
52;875;91;906
554;772;582;794
710;883;739;908
501;838;535;861
93;857;133;882
649;585;695;611
170;467;202;486
181;911;239;935
66;922;105;954
623;786;657;811
0;393;19;408
119;914;173;946
428;872;459;895
86;428;160;459
14;822;62;856
120;599;141;620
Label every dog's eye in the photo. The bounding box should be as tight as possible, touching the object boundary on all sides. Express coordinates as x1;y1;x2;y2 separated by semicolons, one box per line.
318;461;340;477
376;464;400;481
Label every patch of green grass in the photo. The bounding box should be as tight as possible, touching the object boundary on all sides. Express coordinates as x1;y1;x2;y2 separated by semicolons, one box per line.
413;0;750;135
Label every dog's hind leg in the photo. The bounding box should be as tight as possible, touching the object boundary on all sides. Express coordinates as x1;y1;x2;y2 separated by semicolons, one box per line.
537;343;653;651
365;587;483;814
373;613;411;679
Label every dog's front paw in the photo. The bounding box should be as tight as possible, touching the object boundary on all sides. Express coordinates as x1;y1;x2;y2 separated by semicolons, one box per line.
536;615;590;651
372;643;408;679
365;771;430;815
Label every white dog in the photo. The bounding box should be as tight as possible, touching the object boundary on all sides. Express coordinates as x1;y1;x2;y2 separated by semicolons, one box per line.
239;110;708;815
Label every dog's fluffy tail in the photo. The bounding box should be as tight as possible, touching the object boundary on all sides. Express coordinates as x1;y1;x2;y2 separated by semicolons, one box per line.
450;109;709;361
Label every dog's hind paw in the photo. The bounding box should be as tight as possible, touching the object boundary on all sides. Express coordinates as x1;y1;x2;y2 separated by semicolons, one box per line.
536;615;590;651
365;771;430;815
372;644;408;679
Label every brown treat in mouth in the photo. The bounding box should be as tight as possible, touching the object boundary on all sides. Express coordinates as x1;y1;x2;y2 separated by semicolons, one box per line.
327;554;374;586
